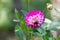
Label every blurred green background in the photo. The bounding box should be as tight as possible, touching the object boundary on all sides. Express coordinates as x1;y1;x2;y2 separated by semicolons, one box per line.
0;0;15;32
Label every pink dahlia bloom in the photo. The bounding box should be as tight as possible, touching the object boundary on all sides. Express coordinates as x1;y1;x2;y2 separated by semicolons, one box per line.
25;10;45;28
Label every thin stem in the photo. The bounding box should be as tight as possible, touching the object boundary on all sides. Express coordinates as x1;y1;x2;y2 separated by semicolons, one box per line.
27;0;30;12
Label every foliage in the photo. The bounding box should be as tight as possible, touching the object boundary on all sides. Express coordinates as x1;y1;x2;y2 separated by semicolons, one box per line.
15;9;60;40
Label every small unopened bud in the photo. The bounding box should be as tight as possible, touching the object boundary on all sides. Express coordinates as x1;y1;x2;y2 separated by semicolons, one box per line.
47;4;53;10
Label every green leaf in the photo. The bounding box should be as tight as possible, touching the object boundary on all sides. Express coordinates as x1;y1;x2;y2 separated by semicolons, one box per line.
47;21;60;31
15;9;22;19
15;25;21;32
15;30;27;40
39;18;52;30
49;37;56;40
21;9;28;16
37;27;47;36
43;36;49;40
30;32;41;37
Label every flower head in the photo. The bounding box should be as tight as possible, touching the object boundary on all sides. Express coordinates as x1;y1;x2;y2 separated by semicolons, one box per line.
25;10;45;28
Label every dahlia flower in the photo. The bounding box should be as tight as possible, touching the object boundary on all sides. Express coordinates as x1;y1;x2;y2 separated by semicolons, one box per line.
25;10;45;28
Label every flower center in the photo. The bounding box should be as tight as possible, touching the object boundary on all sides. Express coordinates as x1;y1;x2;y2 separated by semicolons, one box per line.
34;21;38;25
